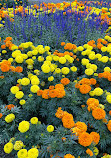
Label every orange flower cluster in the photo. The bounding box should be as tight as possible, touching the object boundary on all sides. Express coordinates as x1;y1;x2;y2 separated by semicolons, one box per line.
37;84;65;99
98;71;111;81
78;132;92;147
92;107;106;120
1;37;15;50
64;43;77;50
64;154;75;158
0;60;23;73
87;40;96;48
53;50;74;57
0;113;3;119
75;78;96;94
5;104;15;110
60;78;70;85
71;121;87;136
97;38;108;49
86;149;93;156
86;98;99;112
107;120;111;132
62;112;75;129
100;13;111;26
90;132;100;145
55;107;74;129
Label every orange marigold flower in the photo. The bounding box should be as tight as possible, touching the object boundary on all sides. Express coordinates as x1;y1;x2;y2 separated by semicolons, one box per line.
55;107;64;119
102;40;107;45
61;42;66;46
62;113;74;129
108;75;111;81
64;43;74;50
107;120;111;132
72;44;77;49
86;149;93;156
56;88;65;98
78;132;92;147
92;108;106;120
109;111;111;116
61;78;70;85
79;84;91;94
75;83;80;89
1;44;6;49
49;86;55;90
2;60;11;66
79;78;91;85
98;73;103;78
37;90;43;96
90;132;100;145
87;98;99;107
1;64;10;72
75;121;87;133
103;71;110;79
90;78;96;85
42;89;49;99
87;103;99;112
55;84;64;89
10;66;15;72
49;89;57;98
15;66;23;73
0;113;3;118
6;37;12;41
64;154;75;158
5;104;15;110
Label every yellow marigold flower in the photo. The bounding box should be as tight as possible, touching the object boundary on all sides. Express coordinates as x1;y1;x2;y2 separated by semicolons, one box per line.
15;91;24;99
17;149;28;158
106;95;111;103
30;117;38;124
47;125;54;132
93;88;103;96
55;68;61;73
45;46;50;51
104;67;111;72
15;56;24;63
10;86;19;94
31;78;40;85
18;121;30;133
38;56;44;62
70;66;77;72
4;142;13;154
85;68;94;76
5;114;15;123
14;141;24;150
19;99;26;105
59;57;66;64
93;147;99;156
61;67;70;75
28;148;39;158
30;85;40;93
81;58;89;65
21;78;30;86
48;76;54;81
41;64;50;73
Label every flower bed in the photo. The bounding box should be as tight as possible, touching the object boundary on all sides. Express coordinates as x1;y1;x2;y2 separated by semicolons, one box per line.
0;0;111;158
